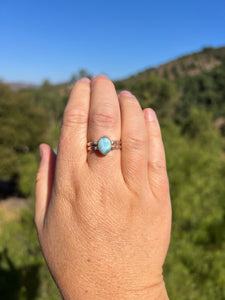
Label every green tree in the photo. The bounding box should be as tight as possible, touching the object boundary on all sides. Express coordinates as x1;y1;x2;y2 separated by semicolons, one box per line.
0;83;49;195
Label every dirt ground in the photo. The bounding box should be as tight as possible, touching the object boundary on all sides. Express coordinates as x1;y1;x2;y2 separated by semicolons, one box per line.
0;197;29;233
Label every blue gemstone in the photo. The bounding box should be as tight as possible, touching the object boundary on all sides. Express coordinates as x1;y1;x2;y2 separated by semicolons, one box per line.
98;137;111;155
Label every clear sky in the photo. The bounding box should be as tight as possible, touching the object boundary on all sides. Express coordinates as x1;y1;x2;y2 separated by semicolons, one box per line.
0;0;225;84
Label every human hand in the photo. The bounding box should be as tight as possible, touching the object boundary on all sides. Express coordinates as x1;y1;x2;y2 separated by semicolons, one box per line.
35;75;171;299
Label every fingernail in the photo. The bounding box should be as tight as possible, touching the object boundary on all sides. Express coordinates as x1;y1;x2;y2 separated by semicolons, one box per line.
120;90;133;97
79;77;91;83
144;108;155;122
92;74;108;80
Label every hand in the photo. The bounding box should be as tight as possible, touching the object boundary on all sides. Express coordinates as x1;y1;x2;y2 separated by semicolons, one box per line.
35;75;171;300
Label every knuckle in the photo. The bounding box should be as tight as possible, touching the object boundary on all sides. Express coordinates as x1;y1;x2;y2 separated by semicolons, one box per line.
90;109;118;129
62;108;88;127
123;135;146;151
149;158;167;171
151;171;170;194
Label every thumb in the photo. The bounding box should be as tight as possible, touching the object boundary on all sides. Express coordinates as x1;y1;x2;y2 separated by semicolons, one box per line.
35;143;56;229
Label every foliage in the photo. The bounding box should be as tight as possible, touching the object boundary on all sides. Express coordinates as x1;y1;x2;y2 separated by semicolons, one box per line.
17;153;40;197
0;83;49;185
0;207;61;299
175;63;225;120
115;76;179;119
68;69;92;86
162;121;225;299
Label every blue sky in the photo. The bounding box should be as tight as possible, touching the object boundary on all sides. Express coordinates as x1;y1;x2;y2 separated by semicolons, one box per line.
0;0;225;84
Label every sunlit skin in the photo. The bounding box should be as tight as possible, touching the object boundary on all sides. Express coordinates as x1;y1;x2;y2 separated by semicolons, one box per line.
35;75;172;299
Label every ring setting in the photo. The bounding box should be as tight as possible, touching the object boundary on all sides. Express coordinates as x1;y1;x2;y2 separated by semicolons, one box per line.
87;136;122;155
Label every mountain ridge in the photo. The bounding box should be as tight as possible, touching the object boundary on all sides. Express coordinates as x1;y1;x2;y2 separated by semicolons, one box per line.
119;46;225;83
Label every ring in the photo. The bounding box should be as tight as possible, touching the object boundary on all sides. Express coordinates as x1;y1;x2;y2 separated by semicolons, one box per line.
87;136;122;155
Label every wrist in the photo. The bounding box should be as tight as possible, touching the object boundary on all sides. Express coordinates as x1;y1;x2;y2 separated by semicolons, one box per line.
117;280;169;300
56;264;168;300
60;279;169;300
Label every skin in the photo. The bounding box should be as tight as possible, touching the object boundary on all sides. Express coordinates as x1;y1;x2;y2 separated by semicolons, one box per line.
35;75;172;300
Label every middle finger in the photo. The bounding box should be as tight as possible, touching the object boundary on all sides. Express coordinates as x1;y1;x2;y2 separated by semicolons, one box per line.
88;75;121;171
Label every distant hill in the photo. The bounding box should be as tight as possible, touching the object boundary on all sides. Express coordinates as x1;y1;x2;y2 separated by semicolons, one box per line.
120;46;225;83
2;81;39;91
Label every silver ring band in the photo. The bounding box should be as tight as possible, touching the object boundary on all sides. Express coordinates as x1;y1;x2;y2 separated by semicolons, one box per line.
87;144;122;151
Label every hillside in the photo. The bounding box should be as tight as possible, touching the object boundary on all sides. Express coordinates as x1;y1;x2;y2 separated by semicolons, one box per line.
114;46;225;126
120;46;225;83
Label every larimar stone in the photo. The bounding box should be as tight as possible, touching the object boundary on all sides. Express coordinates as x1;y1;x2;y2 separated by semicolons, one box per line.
98;137;111;155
